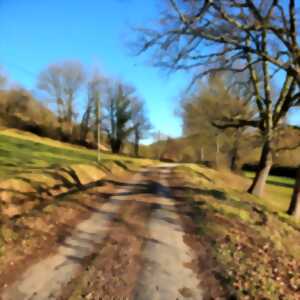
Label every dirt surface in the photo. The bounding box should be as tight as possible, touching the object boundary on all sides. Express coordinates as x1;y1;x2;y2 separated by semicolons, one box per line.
1;164;224;300
133;167;201;300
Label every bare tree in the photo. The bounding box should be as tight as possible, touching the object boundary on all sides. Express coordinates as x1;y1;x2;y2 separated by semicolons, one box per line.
80;88;93;143
182;76;255;170
37;64;64;123
134;0;300;197
60;61;85;127
151;131;169;160
131;98;152;157
80;71;104;161
37;61;85;136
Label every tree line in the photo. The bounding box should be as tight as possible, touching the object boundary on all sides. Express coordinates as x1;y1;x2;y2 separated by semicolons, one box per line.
134;0;300;219
0;62;151;157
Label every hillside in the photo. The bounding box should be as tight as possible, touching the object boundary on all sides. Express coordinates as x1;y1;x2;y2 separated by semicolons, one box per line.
0;128;299;299
0;128;154;217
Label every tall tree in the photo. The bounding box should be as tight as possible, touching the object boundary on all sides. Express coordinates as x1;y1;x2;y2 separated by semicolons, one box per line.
60;61;85;127
182;76;254;170
37;61;85;135
131;98;151;157
80;72;103;149
288;167;300;219
134;0;300;197
80;89;93;143
151;131;169;160
37;64;64;124
278;126;300;219
103;82;134;153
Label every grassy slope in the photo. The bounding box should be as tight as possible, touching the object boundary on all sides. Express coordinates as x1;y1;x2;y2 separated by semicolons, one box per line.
175;164;300;300
0;128;155;262
0;128;153;179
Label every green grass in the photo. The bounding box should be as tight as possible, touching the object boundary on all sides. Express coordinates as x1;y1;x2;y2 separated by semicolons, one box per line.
244;171;294;213
0;129;152;180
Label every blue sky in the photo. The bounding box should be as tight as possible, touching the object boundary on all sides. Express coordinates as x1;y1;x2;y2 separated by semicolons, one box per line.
0;0;188;143
0;0;299;143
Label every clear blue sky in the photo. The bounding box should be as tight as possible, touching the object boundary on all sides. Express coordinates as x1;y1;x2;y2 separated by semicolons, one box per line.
0;0;188;142
0;0;299;142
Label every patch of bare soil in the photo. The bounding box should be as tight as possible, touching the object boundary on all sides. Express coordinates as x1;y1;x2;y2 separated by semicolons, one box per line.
63;171;159;300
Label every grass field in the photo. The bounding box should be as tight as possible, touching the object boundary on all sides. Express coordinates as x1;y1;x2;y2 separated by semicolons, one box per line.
0;128;152;180
244;171;294;213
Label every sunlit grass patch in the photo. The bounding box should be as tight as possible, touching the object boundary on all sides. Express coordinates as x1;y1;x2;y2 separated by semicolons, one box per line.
0;129;154;180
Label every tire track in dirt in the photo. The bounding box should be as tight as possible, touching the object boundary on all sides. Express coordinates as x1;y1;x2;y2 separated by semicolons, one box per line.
1;172;146;300
63;168;162;299
133;165;203;300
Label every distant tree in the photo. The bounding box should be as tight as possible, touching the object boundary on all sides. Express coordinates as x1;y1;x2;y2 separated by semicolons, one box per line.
60;62;85;127
182;77;255;170
0;68;7;89
131;98;151;157
80;71;103;146
151;131;169;160
37;64;64;124
4;88;29;116
0;88;58;137
80;89;93;143
37;61;85;135
161;137;182;162
90;72;104;161
103;82;134;153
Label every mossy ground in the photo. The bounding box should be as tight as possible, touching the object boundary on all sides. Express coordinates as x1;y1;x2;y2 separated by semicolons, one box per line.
175;164;300;300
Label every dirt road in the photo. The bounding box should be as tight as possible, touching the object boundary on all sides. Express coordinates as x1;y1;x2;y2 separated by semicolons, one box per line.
1;165;205;300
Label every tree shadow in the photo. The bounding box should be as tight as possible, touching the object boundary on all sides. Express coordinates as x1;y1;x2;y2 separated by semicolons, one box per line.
266;179;294;189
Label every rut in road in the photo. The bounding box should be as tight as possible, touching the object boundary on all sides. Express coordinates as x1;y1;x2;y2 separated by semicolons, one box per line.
1;173;144;300
1;165;203;300
133;166;202;300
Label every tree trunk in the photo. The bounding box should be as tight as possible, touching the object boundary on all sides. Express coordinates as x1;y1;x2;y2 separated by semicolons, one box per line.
95;98;101;162
200;147;204;162
216;135;220;167
134;140;139;157
287;167;300;219
230;146;239;172
247;140;273;197
111;139;121;153
134;128;140;157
